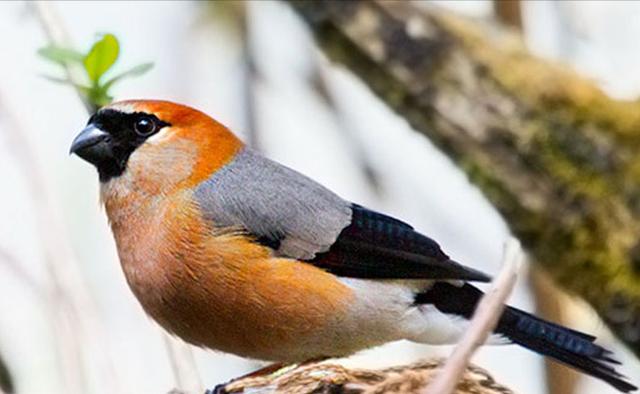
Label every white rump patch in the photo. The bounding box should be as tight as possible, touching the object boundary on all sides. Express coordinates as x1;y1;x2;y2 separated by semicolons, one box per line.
338;278;509;346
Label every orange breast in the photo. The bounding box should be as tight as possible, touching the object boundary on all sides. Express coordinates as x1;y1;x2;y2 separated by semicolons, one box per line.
106;189;354;361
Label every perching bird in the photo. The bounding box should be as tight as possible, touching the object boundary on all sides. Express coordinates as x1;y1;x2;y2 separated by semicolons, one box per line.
70;100;636;392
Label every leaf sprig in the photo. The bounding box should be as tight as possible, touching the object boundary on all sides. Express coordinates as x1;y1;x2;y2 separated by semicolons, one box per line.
39;33;153;111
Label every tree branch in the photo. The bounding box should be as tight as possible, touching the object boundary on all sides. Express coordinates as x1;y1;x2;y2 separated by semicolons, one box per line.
285;0;640;356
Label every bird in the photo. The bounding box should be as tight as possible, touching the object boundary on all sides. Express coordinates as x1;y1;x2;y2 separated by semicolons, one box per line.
70;99;636;392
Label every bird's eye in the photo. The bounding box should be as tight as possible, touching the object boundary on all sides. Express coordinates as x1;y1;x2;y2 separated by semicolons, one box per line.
133;117;156;136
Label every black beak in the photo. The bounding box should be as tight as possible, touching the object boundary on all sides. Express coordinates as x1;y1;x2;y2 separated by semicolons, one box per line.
70;124;112;165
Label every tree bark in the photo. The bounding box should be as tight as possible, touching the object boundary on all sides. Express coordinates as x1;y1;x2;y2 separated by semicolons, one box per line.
491;3;579;393
285;0;640;356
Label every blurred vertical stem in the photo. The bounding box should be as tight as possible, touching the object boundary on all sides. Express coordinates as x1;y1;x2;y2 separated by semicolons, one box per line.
316;62;383;193
0;249;46;394
530;267;580;394
493;0;522;29
0;354;13;394
162;333;203;393
239;1;261;150
13;2;124;394
492;3;579;393
207;0;261;150
32;2;92;112
0;88;87;394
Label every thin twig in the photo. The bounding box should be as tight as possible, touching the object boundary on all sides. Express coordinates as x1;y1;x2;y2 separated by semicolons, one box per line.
239;1;261;150
163;333;204;394
422;238;523;394
31;2;135;392
0;80;121;393
316;61;383;194
0;246;44;297
32;1;92;112
0;88;87;394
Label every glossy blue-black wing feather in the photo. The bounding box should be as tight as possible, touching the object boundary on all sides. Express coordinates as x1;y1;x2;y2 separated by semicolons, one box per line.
308;205;491;281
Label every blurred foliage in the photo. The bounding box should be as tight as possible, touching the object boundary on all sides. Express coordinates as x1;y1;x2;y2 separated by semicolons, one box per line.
38;33;153;111
202;0;245;29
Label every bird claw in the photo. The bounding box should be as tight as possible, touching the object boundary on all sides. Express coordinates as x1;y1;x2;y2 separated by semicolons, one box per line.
204;383;227;394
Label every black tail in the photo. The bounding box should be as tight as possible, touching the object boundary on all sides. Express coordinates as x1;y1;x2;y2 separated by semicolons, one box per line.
416;283;637;393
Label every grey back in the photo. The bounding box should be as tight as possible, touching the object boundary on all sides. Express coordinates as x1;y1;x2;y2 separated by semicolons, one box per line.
193;147;352;260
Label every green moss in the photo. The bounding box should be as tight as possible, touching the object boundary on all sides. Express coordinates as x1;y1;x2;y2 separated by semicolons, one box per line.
438;12;640;144
293;2;640;353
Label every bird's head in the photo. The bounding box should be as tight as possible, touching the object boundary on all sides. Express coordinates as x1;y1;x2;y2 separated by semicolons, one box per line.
70;100;242;187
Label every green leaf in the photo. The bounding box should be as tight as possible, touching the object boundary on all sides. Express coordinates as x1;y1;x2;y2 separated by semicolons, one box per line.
83;34;119;83
102;62;153;90
40;74;92;90
38;46;84;64
41;75;72;84
38;32;152;110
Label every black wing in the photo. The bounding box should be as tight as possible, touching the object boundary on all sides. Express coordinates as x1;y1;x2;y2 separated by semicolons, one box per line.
306;205;491;282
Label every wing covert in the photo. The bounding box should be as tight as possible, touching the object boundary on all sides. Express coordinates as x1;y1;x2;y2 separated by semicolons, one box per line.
193;148;491;282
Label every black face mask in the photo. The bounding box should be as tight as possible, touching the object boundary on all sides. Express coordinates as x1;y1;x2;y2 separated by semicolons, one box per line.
70;109;170;182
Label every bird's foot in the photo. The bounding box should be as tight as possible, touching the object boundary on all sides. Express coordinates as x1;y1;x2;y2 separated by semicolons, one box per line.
205;362;286;394
206;358;329;394
204;383;227;394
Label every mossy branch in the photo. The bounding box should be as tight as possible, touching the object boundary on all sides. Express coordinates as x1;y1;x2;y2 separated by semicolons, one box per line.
285;0;640;356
